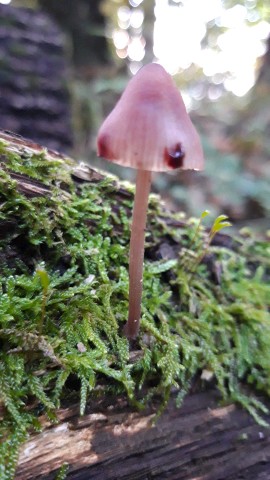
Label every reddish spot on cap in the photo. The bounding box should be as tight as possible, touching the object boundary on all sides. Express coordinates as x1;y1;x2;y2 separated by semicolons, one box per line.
97;133;114;161
164;143;185;169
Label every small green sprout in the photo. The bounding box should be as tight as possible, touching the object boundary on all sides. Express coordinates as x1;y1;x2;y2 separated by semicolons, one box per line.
189;212;232;273
189;209;210;249
210;214;232;239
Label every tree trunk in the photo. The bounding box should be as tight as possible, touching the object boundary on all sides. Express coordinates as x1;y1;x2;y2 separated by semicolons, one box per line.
0;4;73;152
38;0;111;71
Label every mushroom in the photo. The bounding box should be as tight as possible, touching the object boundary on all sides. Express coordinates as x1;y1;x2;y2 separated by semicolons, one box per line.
97;63;204;339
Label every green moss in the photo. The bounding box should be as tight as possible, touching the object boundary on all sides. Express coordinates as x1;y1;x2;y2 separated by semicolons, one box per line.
0;138;270;477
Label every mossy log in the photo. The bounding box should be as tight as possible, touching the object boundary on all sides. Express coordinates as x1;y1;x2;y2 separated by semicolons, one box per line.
0;131;270;479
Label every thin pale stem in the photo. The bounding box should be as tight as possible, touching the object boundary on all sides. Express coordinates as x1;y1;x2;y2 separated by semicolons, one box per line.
123;169;152;339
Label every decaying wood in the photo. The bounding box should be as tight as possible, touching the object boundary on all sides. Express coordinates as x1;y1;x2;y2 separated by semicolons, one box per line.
1;130;269;480
16;390;270;480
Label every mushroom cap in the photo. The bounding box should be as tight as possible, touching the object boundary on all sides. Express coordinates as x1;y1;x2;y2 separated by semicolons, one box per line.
97;63;204;172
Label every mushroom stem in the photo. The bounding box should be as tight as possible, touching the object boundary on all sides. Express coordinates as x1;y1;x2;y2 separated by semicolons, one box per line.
123;169;152;339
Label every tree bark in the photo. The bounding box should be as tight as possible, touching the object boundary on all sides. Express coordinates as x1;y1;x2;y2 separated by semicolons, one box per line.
0;4;73;152
16;390;270;480
38;0;111;71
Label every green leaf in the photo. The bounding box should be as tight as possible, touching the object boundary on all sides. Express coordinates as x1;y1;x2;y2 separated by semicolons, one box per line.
211;215;232;234
212;221;232;233
201;210;210;219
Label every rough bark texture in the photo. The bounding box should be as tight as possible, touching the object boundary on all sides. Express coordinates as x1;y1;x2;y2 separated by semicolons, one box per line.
17;390;270;480
0;4;73;152
38;0;110;71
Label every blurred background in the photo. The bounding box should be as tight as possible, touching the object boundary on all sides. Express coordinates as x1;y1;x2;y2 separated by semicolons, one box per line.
0;0;269;231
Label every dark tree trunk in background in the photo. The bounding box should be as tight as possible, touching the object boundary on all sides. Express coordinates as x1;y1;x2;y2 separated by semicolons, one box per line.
37;0;114;156
38;0;111;75
0;4;73;152
0;1;111;155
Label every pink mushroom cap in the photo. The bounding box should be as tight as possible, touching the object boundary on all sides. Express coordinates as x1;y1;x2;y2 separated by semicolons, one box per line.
97;63;204;172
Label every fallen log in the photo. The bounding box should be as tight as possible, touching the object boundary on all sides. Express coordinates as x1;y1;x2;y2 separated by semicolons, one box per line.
0;130;269;479
16;391;270;480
